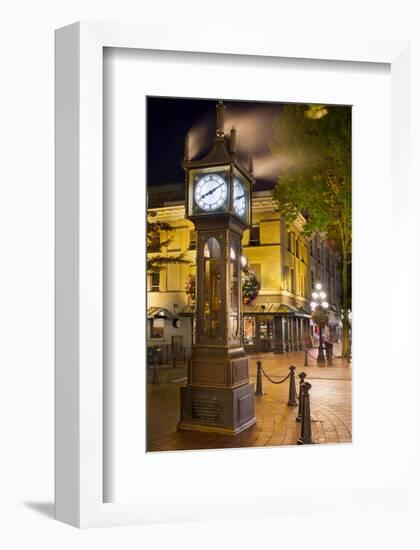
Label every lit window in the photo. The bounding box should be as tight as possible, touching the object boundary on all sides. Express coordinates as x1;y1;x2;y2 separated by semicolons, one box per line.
149;318;164;338
150;270;160;291
189;230;197;250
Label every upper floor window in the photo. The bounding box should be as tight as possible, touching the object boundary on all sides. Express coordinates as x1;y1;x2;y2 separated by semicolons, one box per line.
287;231;293;252
300;274;305;296
150;270;160;292
283;265;290;291
249;225;260;246
189;230;197;250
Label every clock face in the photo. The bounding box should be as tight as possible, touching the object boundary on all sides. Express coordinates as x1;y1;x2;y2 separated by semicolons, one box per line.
233;178;246;218
194;174;228;212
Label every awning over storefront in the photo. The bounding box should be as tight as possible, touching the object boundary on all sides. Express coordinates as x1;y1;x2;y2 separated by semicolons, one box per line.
147;307;175;320
243;303;311;316
177;303;311;317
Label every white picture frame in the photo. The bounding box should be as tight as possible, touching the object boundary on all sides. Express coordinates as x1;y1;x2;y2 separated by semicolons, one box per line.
55;22;415;528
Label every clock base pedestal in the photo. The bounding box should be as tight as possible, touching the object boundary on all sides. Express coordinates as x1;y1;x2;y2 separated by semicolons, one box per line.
178;383;256;435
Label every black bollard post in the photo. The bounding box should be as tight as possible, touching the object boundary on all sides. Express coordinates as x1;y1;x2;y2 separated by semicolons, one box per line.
304;349;308;367
152;356;159;385
172;354;176;368
255;360;264;396
326;342;333;365
287;365;298;406
297;381;314;444
296;371;307;422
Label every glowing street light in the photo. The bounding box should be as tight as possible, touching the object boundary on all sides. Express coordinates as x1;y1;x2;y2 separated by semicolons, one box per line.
311;282;329;365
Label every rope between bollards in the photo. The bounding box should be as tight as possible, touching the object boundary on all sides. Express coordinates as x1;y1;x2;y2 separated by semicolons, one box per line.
260;368;290;385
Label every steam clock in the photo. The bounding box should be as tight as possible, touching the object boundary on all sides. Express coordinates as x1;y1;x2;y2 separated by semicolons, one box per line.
178;101;256;434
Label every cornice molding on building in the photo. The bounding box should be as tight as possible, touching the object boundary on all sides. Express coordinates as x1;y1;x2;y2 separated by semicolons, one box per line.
148;205;186;221
258;289;282;295
148;195;308;232
252;197;307;232
294;214;307;232
251;196;277;215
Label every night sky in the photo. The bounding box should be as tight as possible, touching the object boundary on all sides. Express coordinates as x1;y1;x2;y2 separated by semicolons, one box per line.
146;96;286;190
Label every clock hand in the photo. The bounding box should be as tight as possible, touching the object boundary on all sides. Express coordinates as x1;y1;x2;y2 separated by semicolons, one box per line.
234;194;245;201
201;182;224;199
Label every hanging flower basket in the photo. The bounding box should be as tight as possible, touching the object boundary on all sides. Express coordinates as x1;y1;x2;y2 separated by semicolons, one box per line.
185;273;196;303
242;270;260;305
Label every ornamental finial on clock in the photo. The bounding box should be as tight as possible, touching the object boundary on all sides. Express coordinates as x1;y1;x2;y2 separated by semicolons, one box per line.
229;126;237;156
216;99;225;137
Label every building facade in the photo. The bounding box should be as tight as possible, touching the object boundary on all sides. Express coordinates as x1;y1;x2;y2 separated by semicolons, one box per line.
147;185;342;358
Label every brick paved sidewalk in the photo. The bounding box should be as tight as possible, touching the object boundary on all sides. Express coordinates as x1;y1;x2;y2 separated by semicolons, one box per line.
147;346;352;452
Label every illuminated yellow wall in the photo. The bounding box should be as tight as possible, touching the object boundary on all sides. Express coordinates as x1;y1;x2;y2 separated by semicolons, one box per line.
147;192;341;350
147;194;312;310
244;246;281;294
260;220;280;244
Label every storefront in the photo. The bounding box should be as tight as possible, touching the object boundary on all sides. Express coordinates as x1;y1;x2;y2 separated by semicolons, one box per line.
147;307;193;363
242;303;311;354
178;303;311;355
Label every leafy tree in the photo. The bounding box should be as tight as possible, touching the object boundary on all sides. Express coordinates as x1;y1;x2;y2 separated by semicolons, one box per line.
271;104;352;357
147;211;190;271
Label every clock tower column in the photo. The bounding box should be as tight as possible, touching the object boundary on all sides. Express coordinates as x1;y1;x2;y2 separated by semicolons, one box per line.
178;101;256;435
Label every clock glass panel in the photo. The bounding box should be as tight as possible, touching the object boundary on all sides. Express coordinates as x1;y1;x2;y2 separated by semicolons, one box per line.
194;174;228;212
233;178;246;218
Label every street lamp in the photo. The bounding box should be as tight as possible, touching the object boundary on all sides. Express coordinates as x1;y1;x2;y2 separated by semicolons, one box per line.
310;282;329;365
